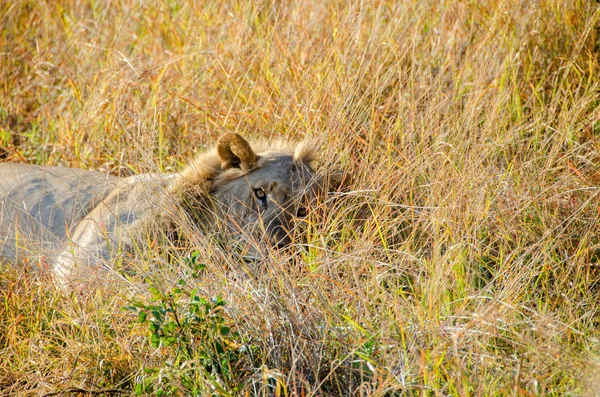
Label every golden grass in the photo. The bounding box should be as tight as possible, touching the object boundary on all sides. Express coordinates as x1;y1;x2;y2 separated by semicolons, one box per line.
1;0;600;395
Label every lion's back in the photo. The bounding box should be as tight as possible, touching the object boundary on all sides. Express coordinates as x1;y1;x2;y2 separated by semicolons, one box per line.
52;171;181;283
0;163;120;263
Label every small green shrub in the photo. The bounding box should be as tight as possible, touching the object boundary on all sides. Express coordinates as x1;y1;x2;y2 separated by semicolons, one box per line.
128;255;245;396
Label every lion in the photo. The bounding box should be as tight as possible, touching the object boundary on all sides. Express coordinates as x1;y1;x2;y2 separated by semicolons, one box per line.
0;133;344;287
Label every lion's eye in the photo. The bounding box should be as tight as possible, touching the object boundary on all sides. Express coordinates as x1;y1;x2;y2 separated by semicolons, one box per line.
254;188;266;200
297;207;307;217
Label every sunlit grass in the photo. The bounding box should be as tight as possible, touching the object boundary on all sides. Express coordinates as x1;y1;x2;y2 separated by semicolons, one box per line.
1;0;600;395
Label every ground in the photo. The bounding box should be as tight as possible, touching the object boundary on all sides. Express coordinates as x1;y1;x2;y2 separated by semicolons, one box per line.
1;0;600;395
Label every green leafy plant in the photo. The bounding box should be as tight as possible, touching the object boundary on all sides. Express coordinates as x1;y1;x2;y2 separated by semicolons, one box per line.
128;254;244;396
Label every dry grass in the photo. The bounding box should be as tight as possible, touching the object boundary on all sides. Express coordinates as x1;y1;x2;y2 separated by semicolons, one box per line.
1;0;600;395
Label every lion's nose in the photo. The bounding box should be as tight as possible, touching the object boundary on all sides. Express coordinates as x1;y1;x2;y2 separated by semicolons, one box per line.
271;226;292;249
273;235;292;249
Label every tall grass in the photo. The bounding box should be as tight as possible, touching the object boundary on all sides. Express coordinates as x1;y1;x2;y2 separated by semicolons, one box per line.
1;0;600;395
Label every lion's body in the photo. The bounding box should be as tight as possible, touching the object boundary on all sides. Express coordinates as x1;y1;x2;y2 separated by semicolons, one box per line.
0;163;120;263
0;134;333;287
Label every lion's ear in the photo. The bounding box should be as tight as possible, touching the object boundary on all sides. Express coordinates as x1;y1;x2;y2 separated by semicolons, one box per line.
328;169;351;192
217;133;258;172
313;169;351;194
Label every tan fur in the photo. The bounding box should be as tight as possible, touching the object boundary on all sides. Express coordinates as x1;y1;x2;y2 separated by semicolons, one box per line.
0;134;342;289
216;132;258;172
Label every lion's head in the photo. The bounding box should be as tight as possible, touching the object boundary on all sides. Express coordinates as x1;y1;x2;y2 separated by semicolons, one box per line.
174;133;345;259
